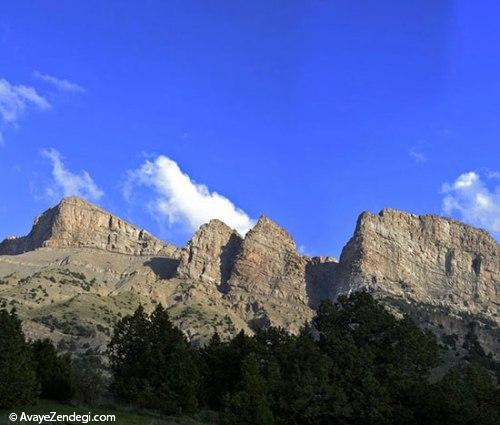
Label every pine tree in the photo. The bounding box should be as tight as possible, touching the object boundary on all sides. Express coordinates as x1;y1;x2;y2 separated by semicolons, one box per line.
199;329;256;410
108;304;198;414
108;304;150;402
313;292;440;424
31;339;75;401
422;363;500;425
221;354;274;425
0;309;38;408
147;304;199;414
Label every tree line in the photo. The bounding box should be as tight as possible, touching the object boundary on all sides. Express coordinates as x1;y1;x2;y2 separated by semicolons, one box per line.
1;293;499;424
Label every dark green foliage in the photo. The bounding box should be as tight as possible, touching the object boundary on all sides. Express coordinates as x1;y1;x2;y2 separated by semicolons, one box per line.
312;293;441;424
220;354;274;425
31;339;75;401
198;330;256;409
0;309;38;408
421;363;500;425
108;304;199;414
262;327;347;425
106;293;498;424
72;355;107;405
462;322;500;376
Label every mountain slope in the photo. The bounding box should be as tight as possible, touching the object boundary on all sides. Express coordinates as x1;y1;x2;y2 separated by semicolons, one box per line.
0;198;498;361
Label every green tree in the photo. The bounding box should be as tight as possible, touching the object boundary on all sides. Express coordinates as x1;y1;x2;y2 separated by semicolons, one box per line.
221;354;274;425
258;327;350;425
108;304;150;403
31;339;75;401
199;330;256;410
462;322;500;376
313;293;440;424
421;363;500;425
72;355;107;406
108;304;199;414
0;309;38;408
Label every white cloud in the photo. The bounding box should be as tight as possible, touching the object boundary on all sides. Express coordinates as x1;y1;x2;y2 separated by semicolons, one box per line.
42;148;104;201
442;171;500;235
125;155;255;235
0;78;50;142
33;71;84;93
409;147;426;163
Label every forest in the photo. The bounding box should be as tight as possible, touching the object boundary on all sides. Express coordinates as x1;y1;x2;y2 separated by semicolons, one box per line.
1;293;498;425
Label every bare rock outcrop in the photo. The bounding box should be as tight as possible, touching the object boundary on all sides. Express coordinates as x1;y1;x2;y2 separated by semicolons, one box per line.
1;197;498;358
334;209;500;358
0;197;178;257
335;209;499;320
177;219;242;288
227;216;309;304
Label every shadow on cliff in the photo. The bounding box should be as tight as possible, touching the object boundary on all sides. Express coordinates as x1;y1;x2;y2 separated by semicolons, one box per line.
305;260;338;308
218;233;242;293
144;257;180;280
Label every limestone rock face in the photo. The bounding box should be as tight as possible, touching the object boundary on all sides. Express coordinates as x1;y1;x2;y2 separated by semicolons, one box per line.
225;216;314;333
177;219;242;288
335;209;500;321
0;197;178;257
228;216;309;303
1;197;499;359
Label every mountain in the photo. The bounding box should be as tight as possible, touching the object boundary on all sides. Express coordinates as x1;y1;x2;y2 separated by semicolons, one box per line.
0;197;178;257
0;197;498;361
336;209;499;359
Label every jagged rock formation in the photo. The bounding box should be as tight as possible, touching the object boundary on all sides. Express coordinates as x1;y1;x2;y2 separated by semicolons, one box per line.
0;197;178;257
335;209;500;357
0;198;498;360
228;216;309;302
224;216;317;332
335;209;499;317
177;219;242;289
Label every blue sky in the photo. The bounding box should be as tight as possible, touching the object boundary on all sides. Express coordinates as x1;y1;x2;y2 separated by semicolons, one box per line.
1;1;499;256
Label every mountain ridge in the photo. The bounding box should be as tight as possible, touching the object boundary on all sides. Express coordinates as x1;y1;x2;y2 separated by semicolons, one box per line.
0;197;179;257
0;197;498;360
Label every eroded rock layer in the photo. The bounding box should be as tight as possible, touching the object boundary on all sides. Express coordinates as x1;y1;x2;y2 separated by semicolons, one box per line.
0;197;178;257
335;209;500;357
228;216;309;302
225;216;317;332
335;209;499;317
177;219;242;289
0;199;498;360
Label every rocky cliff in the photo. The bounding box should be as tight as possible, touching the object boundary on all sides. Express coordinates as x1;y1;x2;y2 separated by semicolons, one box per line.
0;198;498;360
335;208;500;357
224;216;317;332
0;197;178;257
335;209;499;318
177;219;242;289
228;216;309;302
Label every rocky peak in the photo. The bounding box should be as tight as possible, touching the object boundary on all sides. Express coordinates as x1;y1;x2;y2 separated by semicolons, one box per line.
0;197;178;257
227;215;308;302
1;197;499;356
250;215;297;250
335;208;500;319
177;219;242;288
